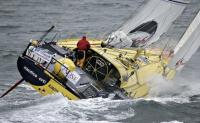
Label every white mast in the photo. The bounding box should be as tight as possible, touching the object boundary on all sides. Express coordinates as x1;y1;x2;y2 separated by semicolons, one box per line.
168;10;200;70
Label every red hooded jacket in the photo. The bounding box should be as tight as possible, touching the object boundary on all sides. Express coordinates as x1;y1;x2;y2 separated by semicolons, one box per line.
77;36;90;50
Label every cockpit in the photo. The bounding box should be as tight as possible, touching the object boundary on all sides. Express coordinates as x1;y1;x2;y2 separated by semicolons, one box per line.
25;40;122;98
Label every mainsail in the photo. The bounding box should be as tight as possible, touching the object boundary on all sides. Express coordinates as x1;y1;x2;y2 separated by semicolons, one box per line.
105;0;188;48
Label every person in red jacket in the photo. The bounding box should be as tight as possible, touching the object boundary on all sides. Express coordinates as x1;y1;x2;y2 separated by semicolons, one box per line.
75;36;91;67
77;36;90;51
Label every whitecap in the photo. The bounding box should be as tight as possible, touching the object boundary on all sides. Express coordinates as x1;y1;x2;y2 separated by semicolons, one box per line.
160;120;183;123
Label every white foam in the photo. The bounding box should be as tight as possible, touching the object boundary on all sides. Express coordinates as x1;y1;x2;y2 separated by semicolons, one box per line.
18;83;34;90
6;94;69;122
2;94;134;122
70;97;122;111
76;121;120;123
146;73;200;104
103;107;135;121
66;98;135;122
142;96;190;104
160;121;183;123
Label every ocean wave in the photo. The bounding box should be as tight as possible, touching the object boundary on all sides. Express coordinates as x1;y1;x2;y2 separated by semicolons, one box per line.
0;25;21;29
147;74;200;104
0;49;21;54
18;84;35;91
0;94;135;122
62;97;135;122
141;96;190;104
160;121;183;123
0;49;21;59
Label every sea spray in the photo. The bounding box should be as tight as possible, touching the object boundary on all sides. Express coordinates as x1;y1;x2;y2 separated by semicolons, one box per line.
146;73;200;103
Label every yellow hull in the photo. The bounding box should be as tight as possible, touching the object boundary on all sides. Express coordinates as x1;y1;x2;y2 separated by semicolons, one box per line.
18;38;176;100
30;79;79;100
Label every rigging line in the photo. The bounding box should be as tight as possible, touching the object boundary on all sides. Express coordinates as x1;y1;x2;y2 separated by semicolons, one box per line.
103;23;120;43
167;0;188;5
98;24;119;40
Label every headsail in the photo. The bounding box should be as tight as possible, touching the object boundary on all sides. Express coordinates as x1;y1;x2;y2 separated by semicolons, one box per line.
105;0;188;48
168;10;200;71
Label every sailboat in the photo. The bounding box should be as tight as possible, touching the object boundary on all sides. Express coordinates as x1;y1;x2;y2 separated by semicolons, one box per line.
1;0;200;100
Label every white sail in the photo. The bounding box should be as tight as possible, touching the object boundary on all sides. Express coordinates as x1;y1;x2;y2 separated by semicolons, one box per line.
106;0;188;48
168;10;200;70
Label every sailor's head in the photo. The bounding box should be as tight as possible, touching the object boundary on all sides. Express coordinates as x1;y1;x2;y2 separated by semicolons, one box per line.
82;36;86;40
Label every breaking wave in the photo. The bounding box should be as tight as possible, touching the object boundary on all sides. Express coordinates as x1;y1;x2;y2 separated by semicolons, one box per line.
147;73;200;103
0;94;135;122
160;121;183;123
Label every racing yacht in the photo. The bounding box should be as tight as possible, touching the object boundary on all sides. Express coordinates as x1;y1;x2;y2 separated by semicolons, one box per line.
1;0;200;100
15;29;174;100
